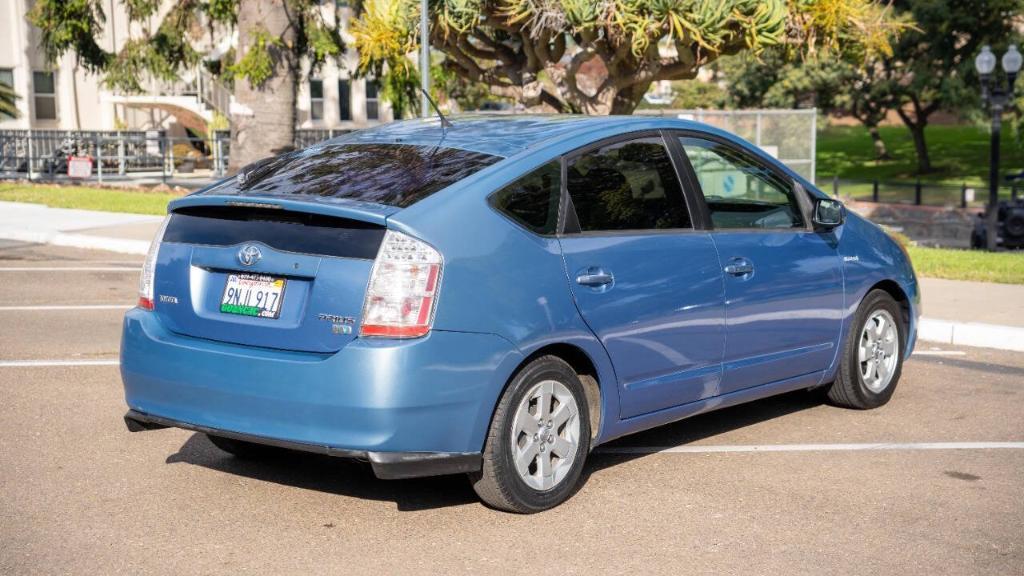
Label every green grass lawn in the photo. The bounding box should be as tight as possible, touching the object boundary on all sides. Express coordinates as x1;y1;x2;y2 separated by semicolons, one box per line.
0;183;179;215
816;124;1024;188
907;245;1024;284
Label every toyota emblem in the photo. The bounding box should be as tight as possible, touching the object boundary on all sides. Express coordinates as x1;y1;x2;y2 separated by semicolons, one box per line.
238;244;262;266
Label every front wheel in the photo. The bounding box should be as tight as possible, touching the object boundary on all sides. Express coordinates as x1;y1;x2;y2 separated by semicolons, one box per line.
470;356;591;513
826;289;905;409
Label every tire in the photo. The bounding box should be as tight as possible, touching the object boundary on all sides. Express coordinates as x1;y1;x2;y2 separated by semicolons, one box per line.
826;289;905;409
206;434;280;459
470;356;591;513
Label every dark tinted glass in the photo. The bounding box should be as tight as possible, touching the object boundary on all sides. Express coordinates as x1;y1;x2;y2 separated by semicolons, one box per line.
207;143;500;208
165;206;385;259
33;71;54;94
338;79;351;120
566;137;690;232
491;161;561;234
310;79;323;99
679;137;804;230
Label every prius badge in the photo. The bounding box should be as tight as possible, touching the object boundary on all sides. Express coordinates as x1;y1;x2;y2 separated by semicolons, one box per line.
238;244;262;267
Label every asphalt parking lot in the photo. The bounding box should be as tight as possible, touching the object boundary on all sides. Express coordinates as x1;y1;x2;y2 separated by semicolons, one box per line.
1;241;1022;576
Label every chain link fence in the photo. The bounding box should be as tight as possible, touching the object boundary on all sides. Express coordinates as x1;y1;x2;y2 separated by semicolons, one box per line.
636;108;817;182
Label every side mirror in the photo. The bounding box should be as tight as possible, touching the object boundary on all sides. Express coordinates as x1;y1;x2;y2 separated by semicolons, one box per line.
813;198;845;230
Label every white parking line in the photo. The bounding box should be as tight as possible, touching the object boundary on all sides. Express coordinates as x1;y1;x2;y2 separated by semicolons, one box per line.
0;267;140;272
599;442;1024;455
913;350;968;357
0;304;132;311
0;359;119;367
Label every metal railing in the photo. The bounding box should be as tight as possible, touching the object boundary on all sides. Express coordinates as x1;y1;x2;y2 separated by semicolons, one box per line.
0;128;350;185
199;69;232;118
822;177;1019;209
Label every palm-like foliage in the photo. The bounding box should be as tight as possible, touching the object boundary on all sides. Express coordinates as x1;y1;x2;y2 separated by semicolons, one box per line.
0;82;19;119
352;0;902;114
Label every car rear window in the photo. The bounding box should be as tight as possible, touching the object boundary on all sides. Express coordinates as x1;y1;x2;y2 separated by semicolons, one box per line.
208;143;501;208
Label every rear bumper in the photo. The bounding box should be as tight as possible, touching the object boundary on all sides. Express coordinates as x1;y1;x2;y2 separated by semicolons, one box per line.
123;409;480;479
120;308;523;478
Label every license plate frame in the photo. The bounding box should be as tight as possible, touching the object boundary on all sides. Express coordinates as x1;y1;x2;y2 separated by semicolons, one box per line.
219;273;287;319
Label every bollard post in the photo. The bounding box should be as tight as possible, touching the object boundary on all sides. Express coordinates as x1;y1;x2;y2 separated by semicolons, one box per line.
1013;184;1019;201
96;134;103;184
117;132;125;175
27;129;34;181
961;183;967;209
915;179;922;205
832;176;839;198
872;180;879;202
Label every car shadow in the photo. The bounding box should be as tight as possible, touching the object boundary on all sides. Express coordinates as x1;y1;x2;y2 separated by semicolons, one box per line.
579;388;827;482
165;388;827;512
166;434;479;512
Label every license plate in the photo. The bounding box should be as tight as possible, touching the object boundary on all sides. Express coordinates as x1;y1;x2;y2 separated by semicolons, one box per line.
220;273;286;319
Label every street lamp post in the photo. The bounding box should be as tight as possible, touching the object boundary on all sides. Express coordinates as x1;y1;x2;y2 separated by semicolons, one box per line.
975;44;1021;251
419;0;430;118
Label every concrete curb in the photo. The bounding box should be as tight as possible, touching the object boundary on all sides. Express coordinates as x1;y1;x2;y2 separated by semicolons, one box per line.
918;318;1024;352
0;228;150;255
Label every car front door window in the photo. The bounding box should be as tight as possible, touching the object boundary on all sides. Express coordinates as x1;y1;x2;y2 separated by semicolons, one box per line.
678;137;804;230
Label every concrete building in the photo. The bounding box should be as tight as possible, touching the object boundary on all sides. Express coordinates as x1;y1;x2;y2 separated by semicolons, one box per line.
0;0;392;135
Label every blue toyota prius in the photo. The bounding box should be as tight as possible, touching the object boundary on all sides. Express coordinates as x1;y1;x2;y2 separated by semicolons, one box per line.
122;115;919;512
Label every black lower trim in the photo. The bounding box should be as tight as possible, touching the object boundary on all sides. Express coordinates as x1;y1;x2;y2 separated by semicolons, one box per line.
123;410;481;479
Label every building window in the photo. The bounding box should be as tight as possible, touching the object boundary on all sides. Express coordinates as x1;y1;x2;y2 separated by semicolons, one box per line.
338;79;351;121
0;68;14;119
32;71;57;121
309;79;324;121
335;0;349;7
366;79;379;120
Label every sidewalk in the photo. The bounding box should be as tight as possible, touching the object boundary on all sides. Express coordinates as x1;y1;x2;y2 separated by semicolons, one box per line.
0;201;162;255
917;277;1024;352
0;201;1020;351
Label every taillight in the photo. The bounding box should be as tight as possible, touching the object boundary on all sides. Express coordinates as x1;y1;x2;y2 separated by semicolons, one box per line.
360;230;442;338
138;216;170;310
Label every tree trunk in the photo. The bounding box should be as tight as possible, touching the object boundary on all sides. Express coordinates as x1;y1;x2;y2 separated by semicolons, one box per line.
607;82;650;115
907;123;932;174
228;0;296;174
867;124;890;161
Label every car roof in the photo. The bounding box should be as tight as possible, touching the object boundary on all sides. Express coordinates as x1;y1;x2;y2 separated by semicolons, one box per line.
331;114;711;158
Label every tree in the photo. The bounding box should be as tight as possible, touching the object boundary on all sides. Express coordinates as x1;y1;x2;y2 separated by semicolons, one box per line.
28;0;345;171
353;0;903;115
840;61;899;160
882;0;1022;173
722;51;900;160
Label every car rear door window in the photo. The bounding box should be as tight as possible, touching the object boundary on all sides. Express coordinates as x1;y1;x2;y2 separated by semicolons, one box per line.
566;136;691;232
678;137;805;230
490;161;561;235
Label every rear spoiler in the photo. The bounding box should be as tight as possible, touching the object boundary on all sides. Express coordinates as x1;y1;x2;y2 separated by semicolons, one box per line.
169;194;401;227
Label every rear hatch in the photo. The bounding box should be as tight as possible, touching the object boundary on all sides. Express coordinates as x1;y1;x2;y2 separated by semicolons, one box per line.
151;140;500;353
153;204;385;353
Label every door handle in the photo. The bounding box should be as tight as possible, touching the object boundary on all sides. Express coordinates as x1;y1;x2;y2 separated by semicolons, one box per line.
576;270;614;287
724;259;754;276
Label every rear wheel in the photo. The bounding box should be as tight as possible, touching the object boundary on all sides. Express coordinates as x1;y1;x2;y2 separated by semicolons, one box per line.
826;289;905;409
206;434;279;459
470;356;591;513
